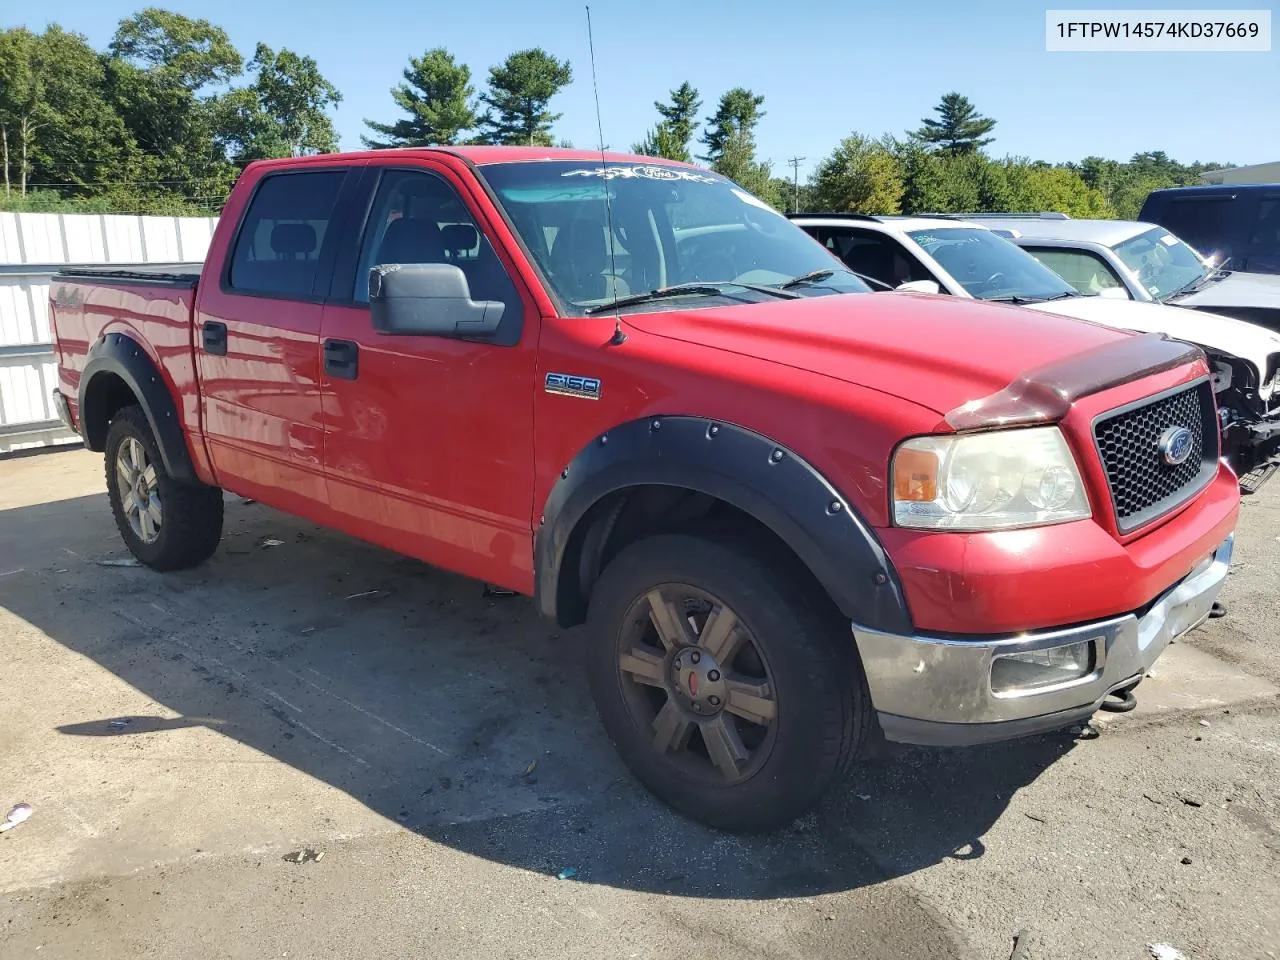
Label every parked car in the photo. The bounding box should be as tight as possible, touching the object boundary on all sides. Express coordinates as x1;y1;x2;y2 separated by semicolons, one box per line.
50;149;1239;832
790;213;1280;492
1139;183;1280;276
966;213;1280;334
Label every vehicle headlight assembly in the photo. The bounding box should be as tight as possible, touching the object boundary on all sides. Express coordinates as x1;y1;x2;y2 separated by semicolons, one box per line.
892;426;1091;531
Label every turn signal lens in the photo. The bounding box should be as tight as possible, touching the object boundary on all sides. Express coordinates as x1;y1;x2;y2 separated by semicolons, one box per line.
893;447;938;502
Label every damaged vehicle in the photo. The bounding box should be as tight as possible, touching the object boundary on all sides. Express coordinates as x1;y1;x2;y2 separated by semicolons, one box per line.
791;213;1280;492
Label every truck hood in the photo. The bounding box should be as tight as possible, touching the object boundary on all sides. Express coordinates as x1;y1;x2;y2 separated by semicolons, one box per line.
1172;270;1280;309
626;292;1149;419
1025;295;1280;400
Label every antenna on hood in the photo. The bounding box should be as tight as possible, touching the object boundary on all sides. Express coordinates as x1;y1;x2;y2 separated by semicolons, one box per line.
585;5;626;345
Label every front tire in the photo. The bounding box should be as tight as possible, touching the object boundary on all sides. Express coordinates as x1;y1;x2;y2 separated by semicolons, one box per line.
104;405;223;571
585;532;870;832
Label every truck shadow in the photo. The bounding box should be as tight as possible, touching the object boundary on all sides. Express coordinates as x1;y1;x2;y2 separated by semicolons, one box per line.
2;490;1080;901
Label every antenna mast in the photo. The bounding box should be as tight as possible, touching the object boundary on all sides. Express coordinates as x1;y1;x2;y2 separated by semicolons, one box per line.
586;5;626;345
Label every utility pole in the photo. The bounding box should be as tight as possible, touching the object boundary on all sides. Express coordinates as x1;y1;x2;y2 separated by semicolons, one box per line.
786;156;805;213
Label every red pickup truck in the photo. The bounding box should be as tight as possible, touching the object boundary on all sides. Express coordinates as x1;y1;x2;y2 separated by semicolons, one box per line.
50;148;1239;831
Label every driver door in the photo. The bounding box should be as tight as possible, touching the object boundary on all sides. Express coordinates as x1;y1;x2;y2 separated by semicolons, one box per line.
318;163;539;591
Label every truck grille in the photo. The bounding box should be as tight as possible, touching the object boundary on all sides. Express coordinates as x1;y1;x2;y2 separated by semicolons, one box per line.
1093;379;1218;533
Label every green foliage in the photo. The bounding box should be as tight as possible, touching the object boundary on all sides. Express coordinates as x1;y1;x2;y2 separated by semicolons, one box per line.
108;7;242;91
636;82;700;162
699;87;765;164
218;44;341;162
912;92;997;155
362;48;476;148
476;48;572;146
809;134;903;214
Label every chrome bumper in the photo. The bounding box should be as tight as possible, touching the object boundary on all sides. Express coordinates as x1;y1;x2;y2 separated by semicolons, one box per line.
854;534;1234;746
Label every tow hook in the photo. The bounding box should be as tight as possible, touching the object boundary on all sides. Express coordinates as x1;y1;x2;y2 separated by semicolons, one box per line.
1099;684;1139;713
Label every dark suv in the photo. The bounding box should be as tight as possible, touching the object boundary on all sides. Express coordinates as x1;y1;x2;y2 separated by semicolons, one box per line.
1139;184;1280;275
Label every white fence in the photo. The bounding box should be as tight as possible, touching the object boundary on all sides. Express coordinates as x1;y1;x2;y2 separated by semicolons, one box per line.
0;212;218;453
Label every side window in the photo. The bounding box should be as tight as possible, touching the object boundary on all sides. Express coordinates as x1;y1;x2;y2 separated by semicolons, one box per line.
228;171;346;298
1158;198;1236;260
823;228;933;289
1025;247;1127;296
353;169;522;324
1250;197;1280;245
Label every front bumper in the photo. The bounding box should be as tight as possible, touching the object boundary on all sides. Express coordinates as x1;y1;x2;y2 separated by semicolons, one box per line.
854;533;1233;746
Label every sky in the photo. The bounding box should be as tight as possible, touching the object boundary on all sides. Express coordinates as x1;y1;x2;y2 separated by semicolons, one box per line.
7;0;1279;181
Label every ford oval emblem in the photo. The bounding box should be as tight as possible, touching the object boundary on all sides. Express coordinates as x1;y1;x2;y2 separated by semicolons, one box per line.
1158;426;1194;467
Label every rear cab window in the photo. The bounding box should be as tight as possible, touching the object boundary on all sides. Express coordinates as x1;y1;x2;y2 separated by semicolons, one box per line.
227;170;347;298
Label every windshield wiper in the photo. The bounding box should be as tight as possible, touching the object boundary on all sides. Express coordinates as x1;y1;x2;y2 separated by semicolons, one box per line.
1164;259;1231;302
985;290;1080;305
779;268;892;291
583;281;798;315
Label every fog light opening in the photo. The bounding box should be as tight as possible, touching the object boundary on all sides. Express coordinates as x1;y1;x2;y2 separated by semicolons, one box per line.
991;638;1098;695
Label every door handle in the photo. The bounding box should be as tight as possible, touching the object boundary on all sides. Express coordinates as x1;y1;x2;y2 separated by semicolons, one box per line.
202;320;227;355
323;338;359;380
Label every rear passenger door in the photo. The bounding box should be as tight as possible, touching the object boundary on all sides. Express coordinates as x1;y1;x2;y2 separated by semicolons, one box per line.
318;163;538;592
195;166;364;513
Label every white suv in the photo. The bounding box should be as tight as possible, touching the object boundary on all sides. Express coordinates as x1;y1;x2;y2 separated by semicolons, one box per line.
790;212;1280;492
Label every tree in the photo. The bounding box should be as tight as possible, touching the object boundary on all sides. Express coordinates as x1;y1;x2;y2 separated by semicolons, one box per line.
104;9;244;212
476;48;572;146
108;7;242;91
0;26;134;197
636;82;700;161
699;87;765;163
216;44;341;162
912;92;996;155
809;134;904;214
362;48;475;148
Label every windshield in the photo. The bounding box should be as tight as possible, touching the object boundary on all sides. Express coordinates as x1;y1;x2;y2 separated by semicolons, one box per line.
907;227;1078;301
477;161;871;315
1111;227;1211;299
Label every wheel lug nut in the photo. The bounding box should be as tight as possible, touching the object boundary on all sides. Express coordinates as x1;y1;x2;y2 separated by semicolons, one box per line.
690;651;701;664
708;670;720;681
708;696;720;706
691;703;702;713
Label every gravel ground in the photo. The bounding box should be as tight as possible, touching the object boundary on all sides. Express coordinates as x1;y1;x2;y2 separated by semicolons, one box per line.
1;447;1277;960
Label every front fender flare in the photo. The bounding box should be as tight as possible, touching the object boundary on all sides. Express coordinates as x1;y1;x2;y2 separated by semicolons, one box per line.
79;331;197;483
534;416;912;635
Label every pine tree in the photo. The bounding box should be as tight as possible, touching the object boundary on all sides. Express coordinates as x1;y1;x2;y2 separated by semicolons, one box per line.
912;92;997;155
475;48;571;146
362;48;475;148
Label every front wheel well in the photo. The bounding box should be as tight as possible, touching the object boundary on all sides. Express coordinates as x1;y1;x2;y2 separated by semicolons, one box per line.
554;484;832;628
82;372;141;451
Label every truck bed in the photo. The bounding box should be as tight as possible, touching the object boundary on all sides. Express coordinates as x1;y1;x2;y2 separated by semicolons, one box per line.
50;265;206;454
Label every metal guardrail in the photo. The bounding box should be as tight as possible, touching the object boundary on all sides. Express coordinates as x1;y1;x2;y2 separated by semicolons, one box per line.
1;263;66;446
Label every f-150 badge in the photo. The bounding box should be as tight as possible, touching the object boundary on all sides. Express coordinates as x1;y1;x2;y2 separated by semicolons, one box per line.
545;373;601;400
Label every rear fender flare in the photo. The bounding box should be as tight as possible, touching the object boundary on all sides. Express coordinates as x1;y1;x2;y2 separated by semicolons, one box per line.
79;332;197;483
534;416;912;634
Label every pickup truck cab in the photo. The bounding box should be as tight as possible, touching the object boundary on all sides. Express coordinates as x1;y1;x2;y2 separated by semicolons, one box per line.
50;149;1240;831
791;213;1280;493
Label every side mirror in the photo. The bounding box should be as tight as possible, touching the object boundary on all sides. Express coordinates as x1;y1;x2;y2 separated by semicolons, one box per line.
896;279;941;295
369;263;505;338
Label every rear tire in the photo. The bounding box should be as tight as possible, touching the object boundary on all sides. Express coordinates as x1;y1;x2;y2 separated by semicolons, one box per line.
585;532;869;832
104;405;223;571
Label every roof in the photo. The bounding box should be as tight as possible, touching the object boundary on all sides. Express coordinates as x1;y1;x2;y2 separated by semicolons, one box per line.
1156;180;1280;194
965;216;1156;247
788;213;989;234
246;146;698;172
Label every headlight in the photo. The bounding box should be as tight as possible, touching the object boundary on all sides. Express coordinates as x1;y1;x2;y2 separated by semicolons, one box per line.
892;426;1090;531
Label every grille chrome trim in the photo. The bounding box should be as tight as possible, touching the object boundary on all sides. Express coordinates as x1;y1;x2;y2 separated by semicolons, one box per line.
1091;377;1218;535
